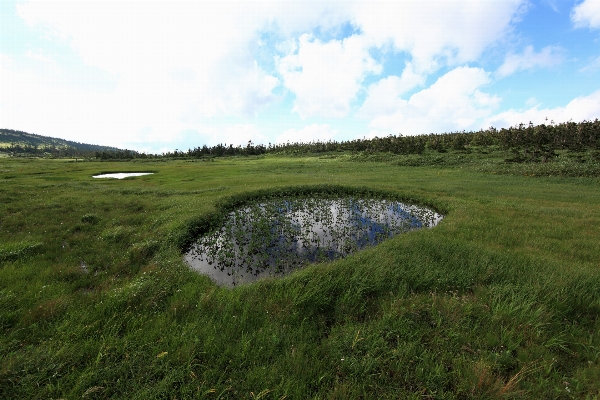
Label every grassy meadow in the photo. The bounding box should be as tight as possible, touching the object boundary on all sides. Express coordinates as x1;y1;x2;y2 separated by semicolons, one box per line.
1;153;599;398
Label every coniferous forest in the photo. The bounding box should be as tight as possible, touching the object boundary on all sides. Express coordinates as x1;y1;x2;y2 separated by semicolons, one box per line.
2;120;599;162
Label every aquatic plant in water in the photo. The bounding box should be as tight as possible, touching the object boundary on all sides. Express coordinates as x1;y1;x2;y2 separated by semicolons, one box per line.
185;198;443;286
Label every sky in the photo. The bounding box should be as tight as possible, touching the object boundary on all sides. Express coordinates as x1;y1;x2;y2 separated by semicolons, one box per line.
1;0;600;154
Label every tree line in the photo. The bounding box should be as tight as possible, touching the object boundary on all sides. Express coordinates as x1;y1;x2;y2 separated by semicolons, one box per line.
3;120;598;160
174;119;600;160
2;143;100;158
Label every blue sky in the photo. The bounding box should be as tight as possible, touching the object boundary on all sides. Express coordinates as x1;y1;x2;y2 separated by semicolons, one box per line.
1;0;599;154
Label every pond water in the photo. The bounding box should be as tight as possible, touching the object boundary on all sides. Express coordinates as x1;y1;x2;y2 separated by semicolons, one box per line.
185;197;443;287
93;172;153;179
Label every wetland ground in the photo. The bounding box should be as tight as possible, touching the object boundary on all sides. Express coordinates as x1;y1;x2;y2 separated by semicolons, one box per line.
1;153;599;398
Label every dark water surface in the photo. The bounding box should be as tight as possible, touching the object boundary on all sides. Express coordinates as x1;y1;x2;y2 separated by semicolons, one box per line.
185;198;443;287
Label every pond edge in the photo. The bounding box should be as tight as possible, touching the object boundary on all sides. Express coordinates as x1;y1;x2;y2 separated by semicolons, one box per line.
171;185;449;253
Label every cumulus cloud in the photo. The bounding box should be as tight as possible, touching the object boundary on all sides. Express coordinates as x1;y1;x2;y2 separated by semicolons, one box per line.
572;0;600;29
360;66;500;136
351;0;525;74
484;90;600;128
277;34;381;118
496;45;564;77
358;63;426;118
1;0;551;150
273;1;524;120
4;1;288;151
16;1;259;74
15;1;280;119
276;124;338;144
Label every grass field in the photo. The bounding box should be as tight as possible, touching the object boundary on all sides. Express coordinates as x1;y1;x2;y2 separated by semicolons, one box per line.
1;154;599;398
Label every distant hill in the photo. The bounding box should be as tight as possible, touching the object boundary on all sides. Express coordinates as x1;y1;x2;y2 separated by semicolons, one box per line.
0;128;125;157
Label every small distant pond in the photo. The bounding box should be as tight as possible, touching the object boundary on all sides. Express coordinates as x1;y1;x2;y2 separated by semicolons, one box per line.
93;172;154;179
185;197;443;287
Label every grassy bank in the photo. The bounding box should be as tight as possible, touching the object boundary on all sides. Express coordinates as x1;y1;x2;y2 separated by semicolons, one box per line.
1;155;599;398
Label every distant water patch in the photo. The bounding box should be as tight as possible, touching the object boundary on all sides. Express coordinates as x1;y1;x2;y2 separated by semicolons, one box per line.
93;172;153;179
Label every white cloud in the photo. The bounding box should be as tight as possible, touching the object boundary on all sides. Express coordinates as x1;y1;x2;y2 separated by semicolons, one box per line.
10;0;526;121
543;0;560;13
0;51;268;152
580;55;600;72
525;97;540;107
194;62;280;118
496;45;564;77
1;53;193;150
265;1;353;38
200;124;268;147
360;67;500;136
24;50;58;68
3;0;576;152
358;63;426;118
2;1;287;152
572;0;600;29
15;1;280;119
351;0;526;74
276;124;338;144
273;1;525;119
277;34;381;118
484;90;600;128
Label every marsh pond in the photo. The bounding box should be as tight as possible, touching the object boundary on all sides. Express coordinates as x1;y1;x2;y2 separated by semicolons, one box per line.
185;197;443;287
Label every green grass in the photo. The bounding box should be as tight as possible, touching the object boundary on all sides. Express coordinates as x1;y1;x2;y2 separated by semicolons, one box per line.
1;154;599;399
